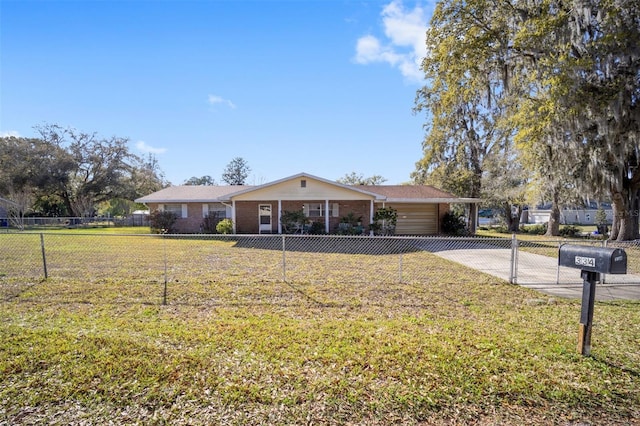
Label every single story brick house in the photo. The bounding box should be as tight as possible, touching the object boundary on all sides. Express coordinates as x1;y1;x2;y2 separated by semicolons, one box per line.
135;172;479;235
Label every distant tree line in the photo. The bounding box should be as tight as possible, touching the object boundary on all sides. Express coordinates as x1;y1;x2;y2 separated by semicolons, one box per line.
183;157;252;186
336;172;387;186
0;124;166;221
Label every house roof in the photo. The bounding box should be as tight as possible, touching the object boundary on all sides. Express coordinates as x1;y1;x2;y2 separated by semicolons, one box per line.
358;185;456;200
135;185;251;203
0;196;19;206
135;173;481;204
221;172;386;200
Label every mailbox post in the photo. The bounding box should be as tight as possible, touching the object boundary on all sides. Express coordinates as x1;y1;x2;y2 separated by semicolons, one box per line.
558;245;627;356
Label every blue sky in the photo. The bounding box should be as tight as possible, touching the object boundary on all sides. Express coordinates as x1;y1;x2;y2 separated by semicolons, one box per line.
1;0;433;185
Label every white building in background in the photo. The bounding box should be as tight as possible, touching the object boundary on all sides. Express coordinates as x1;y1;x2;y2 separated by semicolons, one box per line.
524;208;614;225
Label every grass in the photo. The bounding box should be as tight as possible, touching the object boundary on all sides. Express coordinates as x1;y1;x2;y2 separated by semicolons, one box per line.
476;227;586;241
18;225;152;234
1;233;639;424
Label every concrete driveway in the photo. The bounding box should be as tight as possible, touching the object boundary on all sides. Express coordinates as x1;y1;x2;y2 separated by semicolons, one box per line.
427;243;640;301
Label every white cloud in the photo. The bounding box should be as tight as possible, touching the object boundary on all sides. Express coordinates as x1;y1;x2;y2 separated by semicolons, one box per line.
208;94;237;109
355;35;404;67
354;0;428;82
0;130;21;137
136;140;167;154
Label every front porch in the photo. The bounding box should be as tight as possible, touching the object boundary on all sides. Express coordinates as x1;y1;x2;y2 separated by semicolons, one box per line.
232;199;374;234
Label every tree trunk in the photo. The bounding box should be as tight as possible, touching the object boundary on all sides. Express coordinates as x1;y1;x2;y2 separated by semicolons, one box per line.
610;190;635;241
469;162;482;235
504;203;521;232
511;205;522;232
60;190;75;218
544;188;561;236
545;200;561;237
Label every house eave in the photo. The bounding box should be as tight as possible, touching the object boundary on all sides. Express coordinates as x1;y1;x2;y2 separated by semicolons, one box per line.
134;198;226;204
223;172;387;200
0;197;19;206
379;198;482;204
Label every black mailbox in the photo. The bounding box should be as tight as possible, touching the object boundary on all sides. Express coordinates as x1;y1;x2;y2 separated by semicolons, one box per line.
558;244;627;357
558;245;627;274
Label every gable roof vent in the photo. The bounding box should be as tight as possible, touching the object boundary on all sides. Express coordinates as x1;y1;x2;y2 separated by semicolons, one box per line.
301;179;307;188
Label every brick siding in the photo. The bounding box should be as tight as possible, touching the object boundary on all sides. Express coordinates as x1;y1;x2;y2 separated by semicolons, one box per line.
146;200;447;234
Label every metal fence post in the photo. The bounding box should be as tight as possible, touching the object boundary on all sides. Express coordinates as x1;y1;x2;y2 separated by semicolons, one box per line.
509;234;518;284
556;240;561;284
40;233;48;279
162;234;168;305
282;234;287;282
601;239;608;284
398;253;403;283
514;236;519;284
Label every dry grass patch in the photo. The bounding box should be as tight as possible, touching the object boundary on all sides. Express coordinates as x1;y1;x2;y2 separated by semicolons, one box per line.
1;234;639;424
2;275;639;424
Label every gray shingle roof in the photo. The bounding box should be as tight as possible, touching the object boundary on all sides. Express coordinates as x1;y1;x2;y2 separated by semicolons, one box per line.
135;185;251;203
355;185;457;200
135;174;475;204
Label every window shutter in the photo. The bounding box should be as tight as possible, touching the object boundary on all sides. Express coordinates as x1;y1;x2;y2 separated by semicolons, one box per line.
202;204;209;218
332;203;339;217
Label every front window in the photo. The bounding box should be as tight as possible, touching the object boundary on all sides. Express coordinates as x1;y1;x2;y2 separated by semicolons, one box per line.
164;204;182;216
207;204;227;219
304;203;323;217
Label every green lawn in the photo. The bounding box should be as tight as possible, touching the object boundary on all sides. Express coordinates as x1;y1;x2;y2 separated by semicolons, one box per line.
476;227;593;240
1;235;639;424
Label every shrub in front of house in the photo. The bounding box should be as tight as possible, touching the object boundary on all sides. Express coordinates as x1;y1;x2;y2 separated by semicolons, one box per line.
150;210;178;234
202;213;221;234
372;207;397;235
441;211;467;235
280;210;307;234
308;221;326;235
216;218;234;234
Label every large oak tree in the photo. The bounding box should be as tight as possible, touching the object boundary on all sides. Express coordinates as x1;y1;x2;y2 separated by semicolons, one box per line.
416;0;640;240
413;0;518;233
1;125;166;218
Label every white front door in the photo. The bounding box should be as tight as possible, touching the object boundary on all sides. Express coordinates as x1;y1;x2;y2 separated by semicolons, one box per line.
259;204;272;233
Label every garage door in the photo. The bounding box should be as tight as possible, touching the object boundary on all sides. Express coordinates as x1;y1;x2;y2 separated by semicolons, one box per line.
392;203;438;235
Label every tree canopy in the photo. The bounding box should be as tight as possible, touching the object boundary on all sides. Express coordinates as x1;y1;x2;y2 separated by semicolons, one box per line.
415;0;640;240
336;172;387;186
413;0;515;232
221;157;251;185
184;175;216;186
0;124;166;218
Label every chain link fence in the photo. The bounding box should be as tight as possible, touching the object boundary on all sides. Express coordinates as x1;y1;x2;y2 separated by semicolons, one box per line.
0;215;149;230
1;233;639;303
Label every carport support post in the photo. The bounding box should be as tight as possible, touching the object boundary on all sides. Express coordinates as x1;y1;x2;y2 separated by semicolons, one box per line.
578;270;599;356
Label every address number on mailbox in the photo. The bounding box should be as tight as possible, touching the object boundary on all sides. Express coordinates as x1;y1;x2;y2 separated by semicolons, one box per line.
558;245;627;275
